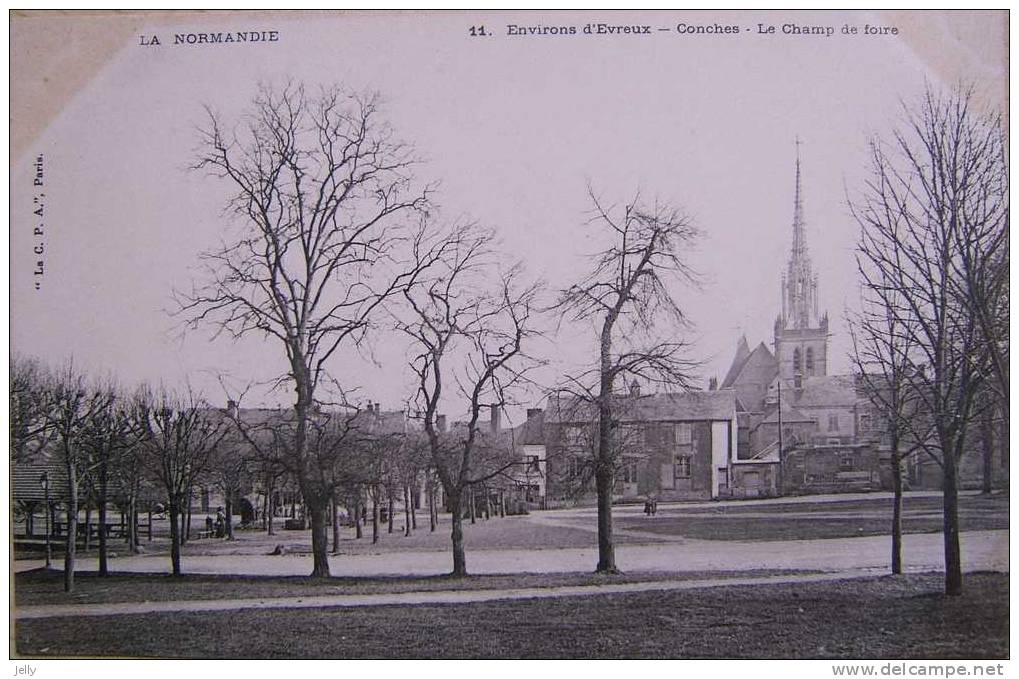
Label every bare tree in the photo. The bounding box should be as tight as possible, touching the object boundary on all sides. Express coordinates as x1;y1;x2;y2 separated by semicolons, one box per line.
398;224;543;576
79;385;136;576
207;433;254;541
555;189;701;573
46;365;115;592
133;388;227;576
848;272;919;575
179;82;438;577
848;84;1007;595
10;354;54;462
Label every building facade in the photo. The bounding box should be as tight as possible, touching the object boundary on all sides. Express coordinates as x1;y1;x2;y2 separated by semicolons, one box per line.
540;389;738;503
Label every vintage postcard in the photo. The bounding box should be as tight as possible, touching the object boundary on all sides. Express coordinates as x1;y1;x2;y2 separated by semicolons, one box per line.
9;9;1008;666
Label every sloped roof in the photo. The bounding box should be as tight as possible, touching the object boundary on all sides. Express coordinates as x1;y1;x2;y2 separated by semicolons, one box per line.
793;375;858;408
722;341;777;389
546;390;736;424
12;463;68;502
721;335;751;387
217;405;413;436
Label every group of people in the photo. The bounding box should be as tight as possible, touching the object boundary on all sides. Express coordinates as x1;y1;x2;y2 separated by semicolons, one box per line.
204;507;227;538
643;496;658;516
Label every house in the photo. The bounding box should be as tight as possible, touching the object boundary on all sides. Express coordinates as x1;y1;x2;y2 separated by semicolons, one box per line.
543;387;738;503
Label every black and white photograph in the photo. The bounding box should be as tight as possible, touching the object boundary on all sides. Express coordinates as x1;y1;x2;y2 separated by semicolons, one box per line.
8;9;1009;666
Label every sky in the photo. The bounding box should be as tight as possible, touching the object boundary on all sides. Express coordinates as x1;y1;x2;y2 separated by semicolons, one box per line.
10;10;1007;424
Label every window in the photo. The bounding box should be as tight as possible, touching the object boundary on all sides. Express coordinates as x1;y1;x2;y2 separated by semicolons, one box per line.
526;455;540;473
675;423;692;445
566;456;583;477
793;348;802;373
828;414;839;432
675;454;691;479
794;374;802;389
859;414;870;432
839;454;855;471
806;347;815;374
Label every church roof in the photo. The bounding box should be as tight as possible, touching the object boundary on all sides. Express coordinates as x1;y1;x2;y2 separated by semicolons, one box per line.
721;335;751;387
721;340;774;389
721;341;776;389
792;375;858;408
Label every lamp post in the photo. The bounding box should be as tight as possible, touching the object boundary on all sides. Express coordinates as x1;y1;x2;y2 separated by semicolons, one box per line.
39;472;51;568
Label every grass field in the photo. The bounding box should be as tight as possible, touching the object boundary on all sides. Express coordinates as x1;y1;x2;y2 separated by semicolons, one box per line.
613;493;1009;541
615;514;1009;541
664;493;1009;516
13;568;816;606
13;572;1008;659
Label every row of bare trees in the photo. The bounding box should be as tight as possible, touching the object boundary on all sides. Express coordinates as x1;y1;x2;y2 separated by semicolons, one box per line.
10;359;231;589
176;81;705;578
849;85;1008;595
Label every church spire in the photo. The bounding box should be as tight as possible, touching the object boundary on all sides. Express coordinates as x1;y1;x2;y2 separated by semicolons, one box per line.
782;138;819;330
792;136;805;264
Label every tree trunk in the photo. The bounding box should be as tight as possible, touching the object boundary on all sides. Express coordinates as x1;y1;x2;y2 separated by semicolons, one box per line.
404;485;411;536
595;312;620;575
308;500;331;577
428;485;436;532
981;409;994;494
387;492;395;534
942;450;962;595
261;484;268;531
354;496;363;539
267;488;276;536
64;459;77;593
410;484;417;531
128;495;139;553
98;458;109;576
595;465;618;573
499;491;506;518
168;501;182;576
469;487;476;524
224;492;234;540
483;486;491;520
83;504;92;552
184;490;193;544
449;491;466;577
372;491;380;544
890;445;903;575
331;496;340;553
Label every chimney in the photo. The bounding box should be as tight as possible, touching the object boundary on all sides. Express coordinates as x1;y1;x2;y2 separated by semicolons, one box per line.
708;377;719;391
490;404;501;433
629;380;641;398
374;402;381;415
226;400;239;419
526;408;543;420
436;414;447;432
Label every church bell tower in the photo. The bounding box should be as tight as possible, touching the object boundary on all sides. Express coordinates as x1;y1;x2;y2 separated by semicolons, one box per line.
774;140;829;389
